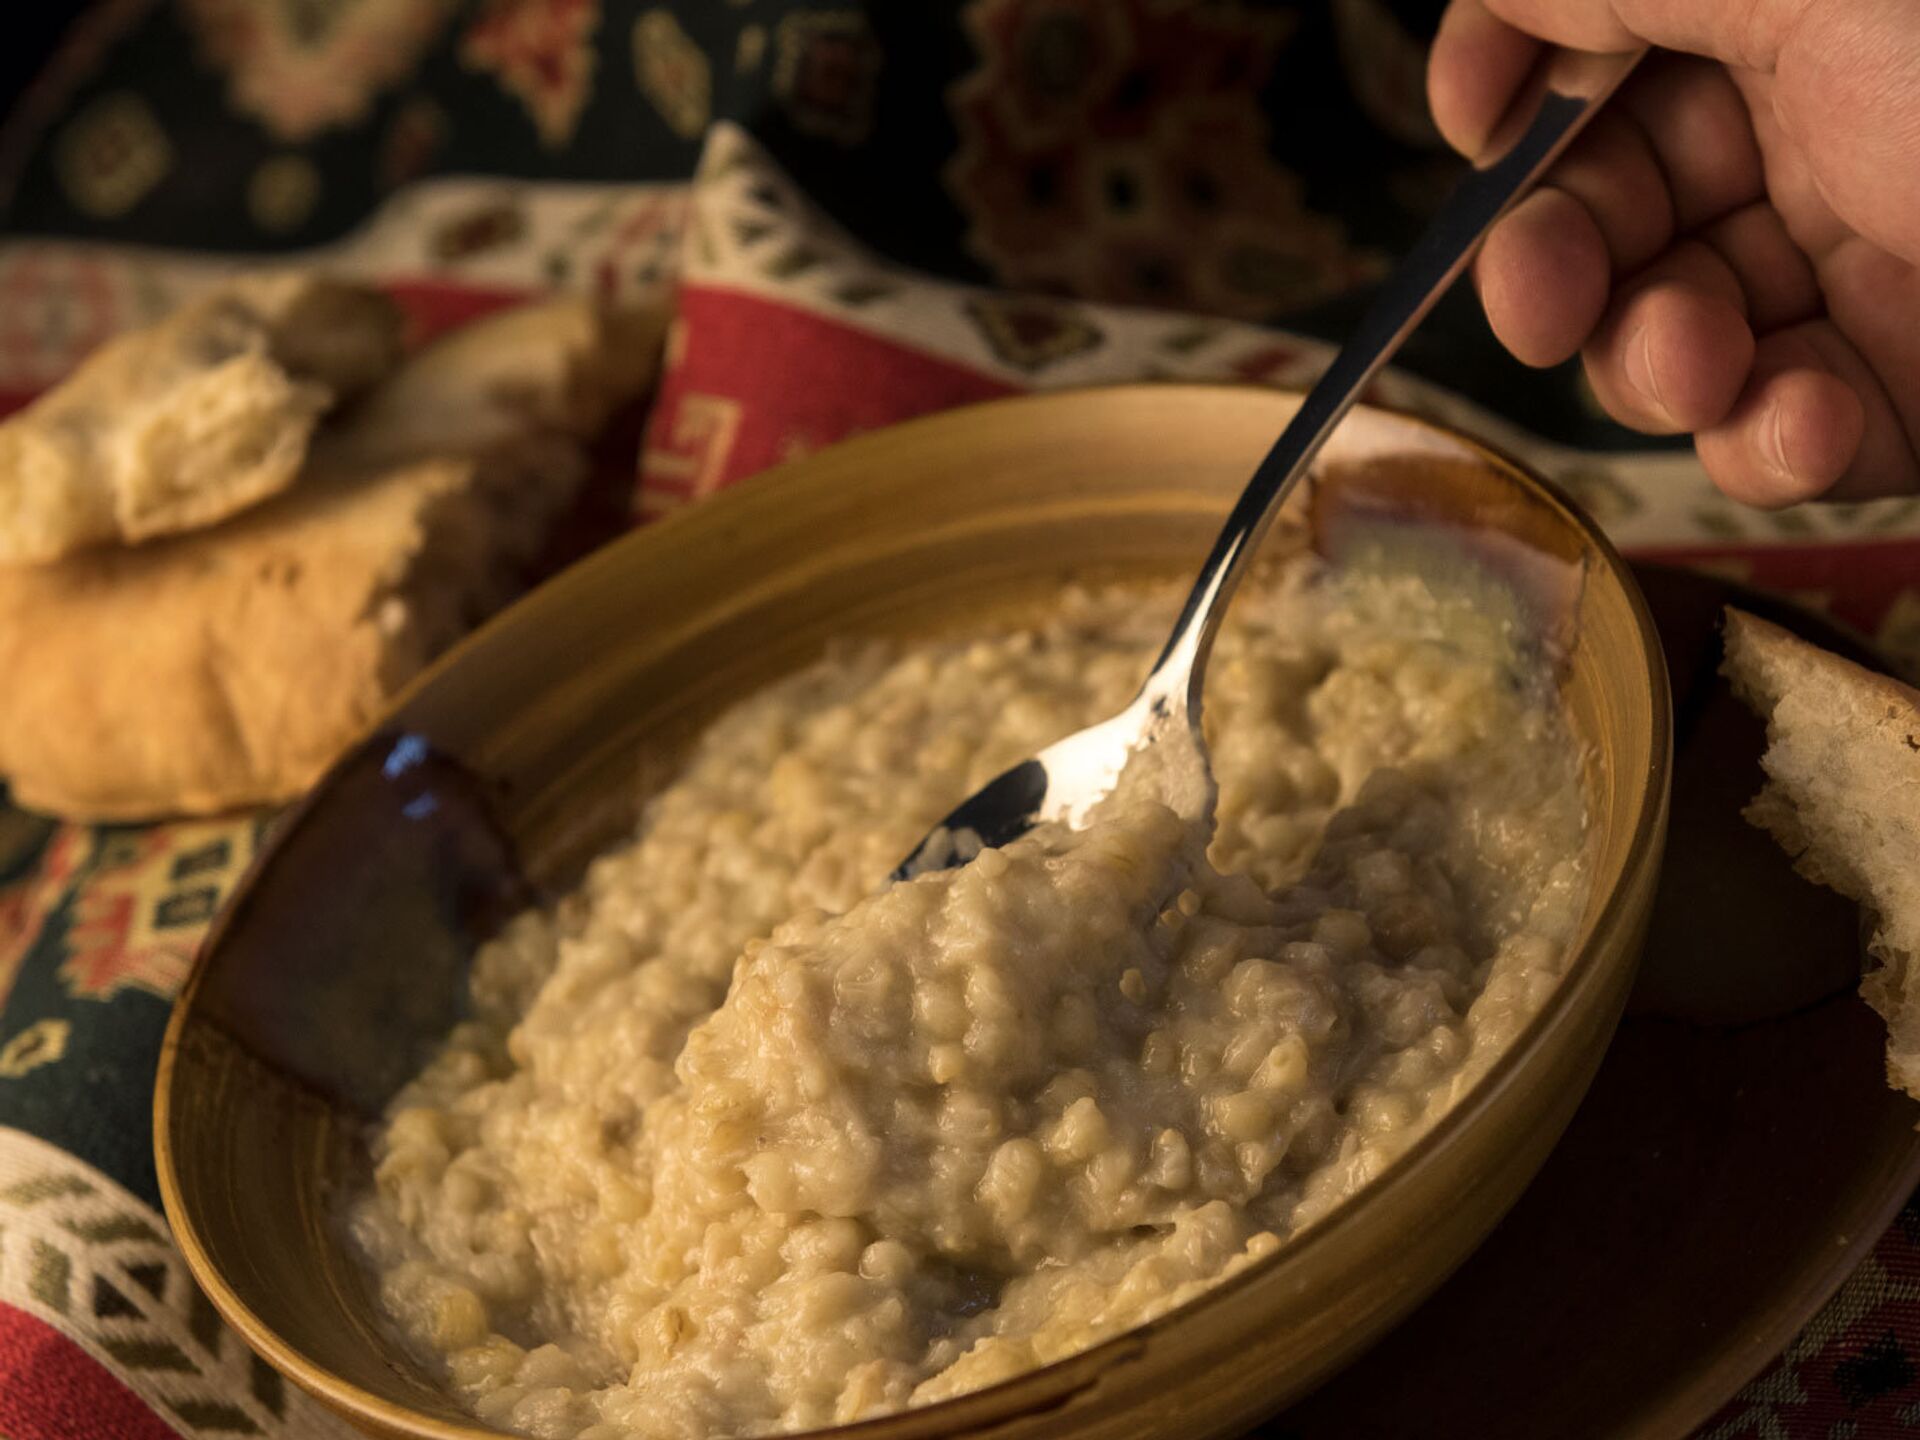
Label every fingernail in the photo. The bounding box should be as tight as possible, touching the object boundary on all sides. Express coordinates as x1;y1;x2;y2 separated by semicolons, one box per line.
1624;322;1669;422
1762;400;1802;491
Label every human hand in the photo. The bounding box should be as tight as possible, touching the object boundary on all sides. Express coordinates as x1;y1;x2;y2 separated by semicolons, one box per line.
1428;0;1920;505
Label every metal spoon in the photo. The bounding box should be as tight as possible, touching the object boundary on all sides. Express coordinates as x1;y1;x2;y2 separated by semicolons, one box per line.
893;46;1645;883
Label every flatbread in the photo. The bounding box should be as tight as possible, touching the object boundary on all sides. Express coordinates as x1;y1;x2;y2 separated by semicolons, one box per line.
0;447;577;817
0;273;402;565
325;294;663;466
0;290;663;819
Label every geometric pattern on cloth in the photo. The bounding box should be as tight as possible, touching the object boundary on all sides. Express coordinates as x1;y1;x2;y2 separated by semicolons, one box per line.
647;124;1920;564
0;816;273;1209
0;172;687;399
1698;1211;1920;1437
642;124;1920;673
0;1126;359;1438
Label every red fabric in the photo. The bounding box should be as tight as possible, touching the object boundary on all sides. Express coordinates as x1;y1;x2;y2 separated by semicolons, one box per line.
382;276;533;346
1637;535;1920;636
1712;1217;1920;1429
640;288;1016;510
0;1305;181;1440
638;285;1917;649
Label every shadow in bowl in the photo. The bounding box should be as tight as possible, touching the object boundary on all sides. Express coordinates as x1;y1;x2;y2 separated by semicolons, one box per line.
195;730;532;1119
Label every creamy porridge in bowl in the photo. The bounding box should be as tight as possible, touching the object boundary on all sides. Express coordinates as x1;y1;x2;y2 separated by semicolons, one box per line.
351;555;1589;1440
154;388;1669;1440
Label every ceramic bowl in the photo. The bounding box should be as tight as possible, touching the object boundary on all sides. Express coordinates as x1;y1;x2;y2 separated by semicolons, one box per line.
155;385;1672;1440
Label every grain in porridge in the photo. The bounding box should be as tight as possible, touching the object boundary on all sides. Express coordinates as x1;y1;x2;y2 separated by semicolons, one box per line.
352;557;1590;1440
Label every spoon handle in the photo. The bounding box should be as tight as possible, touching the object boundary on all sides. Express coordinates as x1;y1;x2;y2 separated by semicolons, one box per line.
1139;46;1646;720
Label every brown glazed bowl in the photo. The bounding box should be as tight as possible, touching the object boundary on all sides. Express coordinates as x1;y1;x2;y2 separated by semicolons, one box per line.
155;385;1671;1440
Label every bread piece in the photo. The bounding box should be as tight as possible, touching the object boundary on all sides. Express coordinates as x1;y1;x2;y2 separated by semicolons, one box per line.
0;273;402;565
324;295;663;467
0;293;662;820
1722;608;1920;1097
0;441;585;819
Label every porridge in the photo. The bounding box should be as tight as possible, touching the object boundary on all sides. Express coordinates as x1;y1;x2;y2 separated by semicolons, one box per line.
352;556;1591;1440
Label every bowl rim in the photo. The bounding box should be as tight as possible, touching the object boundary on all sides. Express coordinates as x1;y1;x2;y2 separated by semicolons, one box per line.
154;381;1674;1440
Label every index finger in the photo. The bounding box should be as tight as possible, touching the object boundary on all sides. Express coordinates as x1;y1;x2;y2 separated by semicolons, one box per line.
1430;0;1815;161
1482;0;1809;70
1429;0;1544;156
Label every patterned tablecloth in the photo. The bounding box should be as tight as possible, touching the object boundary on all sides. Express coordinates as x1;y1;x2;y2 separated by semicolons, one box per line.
2;5;1919;1438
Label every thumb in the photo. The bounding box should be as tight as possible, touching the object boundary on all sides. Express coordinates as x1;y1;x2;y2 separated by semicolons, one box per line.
1429;0;1687;157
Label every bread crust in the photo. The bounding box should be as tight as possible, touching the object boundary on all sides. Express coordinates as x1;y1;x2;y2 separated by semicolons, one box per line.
0;456;476;818
1723;607;1920;1098
0;290;663;820
323;296;664;468
0;273;403;566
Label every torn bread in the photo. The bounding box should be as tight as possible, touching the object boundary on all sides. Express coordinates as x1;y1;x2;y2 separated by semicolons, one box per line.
0;272;402;565
1722;608;1920;1098
0;293;662;820
0;442;586;820
323;294;664;465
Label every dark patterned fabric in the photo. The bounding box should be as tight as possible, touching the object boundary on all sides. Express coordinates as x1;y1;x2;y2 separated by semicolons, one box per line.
0;814;270;1204
0;0;1648;448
